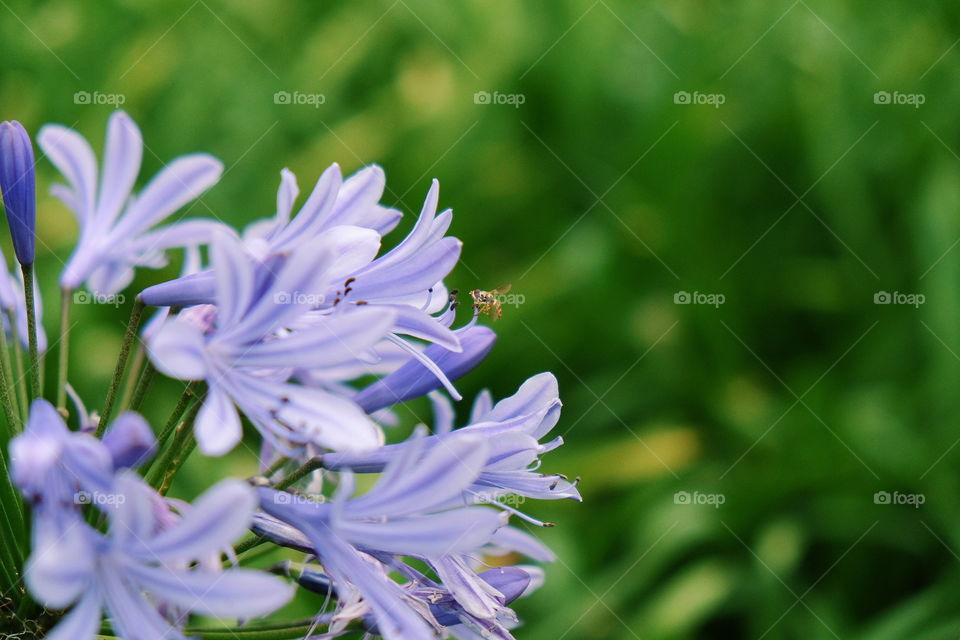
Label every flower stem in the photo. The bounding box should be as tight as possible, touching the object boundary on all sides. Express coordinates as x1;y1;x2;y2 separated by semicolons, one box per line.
128;361;157;412
56;288;72;412
146;389;205;494
274;456;324;491
6;310;27;423
118;343;145;412
20;264;40;401
0;327;20;433
139;382;198;481
97;296;145;436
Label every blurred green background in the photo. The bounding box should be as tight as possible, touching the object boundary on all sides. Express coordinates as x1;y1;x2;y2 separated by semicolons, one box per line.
5;0;960;638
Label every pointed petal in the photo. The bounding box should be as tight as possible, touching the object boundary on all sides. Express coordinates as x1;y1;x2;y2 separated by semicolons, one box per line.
95;111;142;230
127;563;293;619
148;478;255;561
44;587;102;640
147;317;208;380
194;386;243;457
234;307;395;369
109;153;223;240
37;123;98;221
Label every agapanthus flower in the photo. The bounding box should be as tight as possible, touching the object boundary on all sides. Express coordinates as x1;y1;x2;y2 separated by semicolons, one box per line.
0;120;36;265
26;473;292;640
0;109;579;640
38;110;223;294
141;172;467;396
328;373;581;511
258;429;506;639
148;228;397;455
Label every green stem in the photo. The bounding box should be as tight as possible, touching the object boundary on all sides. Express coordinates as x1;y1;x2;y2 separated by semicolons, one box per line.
56;288;72;412
274;456;324;491
118;343;145;412
97;297;145;436
0;327;20;433
232;534;267;556
184;621;335;639
20;264;40;401
139;383;198;478
262;455;290;479
147;391;205;495
128;361;156;412
8;309;28;423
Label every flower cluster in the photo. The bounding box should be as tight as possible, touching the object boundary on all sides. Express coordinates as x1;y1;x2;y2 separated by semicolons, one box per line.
0;110;579;640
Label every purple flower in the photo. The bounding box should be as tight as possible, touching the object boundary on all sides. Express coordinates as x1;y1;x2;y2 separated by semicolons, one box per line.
27;472;293;640
328;373;581;508
37;110;223;295
0;120;36;265
9;398;113;510
148;228;397;455
258;430;505;639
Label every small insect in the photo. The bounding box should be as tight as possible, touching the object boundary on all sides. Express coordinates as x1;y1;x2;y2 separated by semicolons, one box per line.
470;284;512;321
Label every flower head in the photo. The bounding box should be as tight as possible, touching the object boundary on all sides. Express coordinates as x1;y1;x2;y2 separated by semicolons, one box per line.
38;110;223;294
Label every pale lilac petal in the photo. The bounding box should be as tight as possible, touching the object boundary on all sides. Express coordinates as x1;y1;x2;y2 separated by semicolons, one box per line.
276;168;299;226
387;304;461;352
25;515;95;608
148;478;255;561
44;587;102;640
127;563;293;619
37;123;98;221
351;236;461;301
128;219;225;253
211;228;254;330
432;556;504;619
270;163;342;251
194;386;243;457
349;433;489;517
101;565;184;640
234;307;395;369
109;153;223;240
335;507;503;555
148;318;208;380
95;111;142;230
485;372;559;425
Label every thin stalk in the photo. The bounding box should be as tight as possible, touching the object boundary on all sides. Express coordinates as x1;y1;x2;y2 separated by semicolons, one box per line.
56;288;72;411
0;328;20;433
147;392;204;494
274;456;324;491
118;343;145;412
8;310;28;422
232;534;267;556
128;361;157;412
97;297;145;436
139;383;198;478
20;264;39;401
262;455;290;479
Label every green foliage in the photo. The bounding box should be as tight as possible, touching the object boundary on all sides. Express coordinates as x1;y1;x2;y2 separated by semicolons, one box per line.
3;0;960;637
